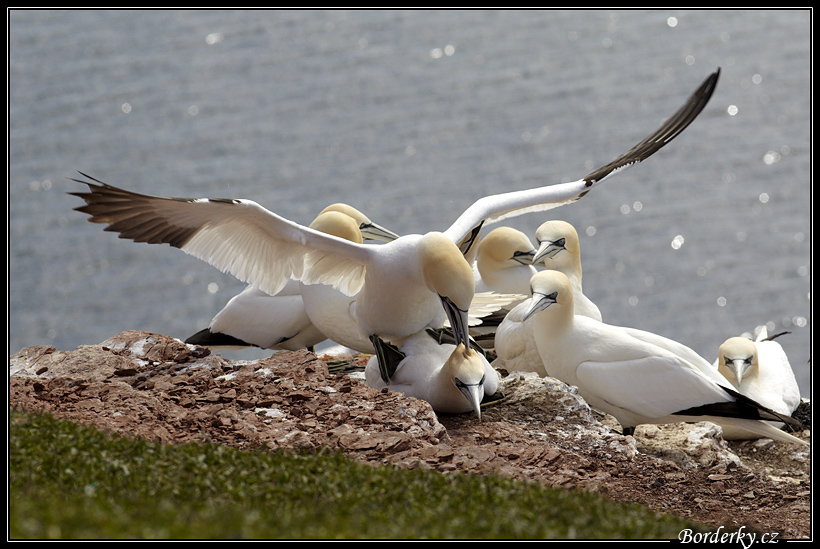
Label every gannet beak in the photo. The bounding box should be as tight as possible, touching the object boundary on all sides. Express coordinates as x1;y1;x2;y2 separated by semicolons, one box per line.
512;249;536;266
359;222;400;242
455;375;485;420
730;358;752;385
440;295;470;349
532;239;565;265
523;291;558;321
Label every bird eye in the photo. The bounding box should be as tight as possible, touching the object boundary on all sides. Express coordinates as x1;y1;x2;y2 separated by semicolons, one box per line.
555;238;565;247
548;291;558;301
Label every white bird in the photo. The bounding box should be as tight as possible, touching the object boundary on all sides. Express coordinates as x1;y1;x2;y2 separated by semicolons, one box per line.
186;204;399;352
532;220;601;321
712;328;802;440
458;226;538;349
365;333;499;419
70;69;720;381
298;208;399;354
186;280;324;351
522;270;807;445
493;219;600;374
473;226;538;295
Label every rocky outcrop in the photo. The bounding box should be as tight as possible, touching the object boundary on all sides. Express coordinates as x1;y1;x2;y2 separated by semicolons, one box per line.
9;331;811;537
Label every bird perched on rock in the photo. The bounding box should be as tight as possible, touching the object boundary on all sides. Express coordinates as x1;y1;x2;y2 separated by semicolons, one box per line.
493;219;600;374
521;270;807;445
365;331;499;419
532;220;601;321
713;327;802;440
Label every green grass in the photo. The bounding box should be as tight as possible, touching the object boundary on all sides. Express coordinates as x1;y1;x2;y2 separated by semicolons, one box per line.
9;410;710;539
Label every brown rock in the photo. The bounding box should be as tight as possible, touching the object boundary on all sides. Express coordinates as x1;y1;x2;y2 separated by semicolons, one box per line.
9;331;811;538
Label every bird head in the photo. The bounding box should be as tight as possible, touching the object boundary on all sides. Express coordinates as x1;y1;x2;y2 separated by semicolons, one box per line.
523;270;574;323
532;220;581;274
309;210;364;244
445;343;487;420
320;203;400;242
717;336;759;386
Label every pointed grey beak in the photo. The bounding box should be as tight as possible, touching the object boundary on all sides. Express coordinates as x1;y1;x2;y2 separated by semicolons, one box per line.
730;358;752;385
532;239;566;265
359;222;400;242
455;375;485;420
512;249;536;266
522;291;558;322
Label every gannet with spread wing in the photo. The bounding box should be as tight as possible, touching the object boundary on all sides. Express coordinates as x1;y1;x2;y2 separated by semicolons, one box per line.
70;69;720;382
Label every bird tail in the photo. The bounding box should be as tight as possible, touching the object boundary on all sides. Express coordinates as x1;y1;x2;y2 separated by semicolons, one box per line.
724;418;809;446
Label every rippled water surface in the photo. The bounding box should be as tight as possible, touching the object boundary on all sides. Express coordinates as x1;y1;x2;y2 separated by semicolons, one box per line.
9;10;811;395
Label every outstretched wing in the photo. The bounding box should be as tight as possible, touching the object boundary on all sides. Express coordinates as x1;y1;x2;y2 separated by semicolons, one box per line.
444;68;720;248
70;173;372;297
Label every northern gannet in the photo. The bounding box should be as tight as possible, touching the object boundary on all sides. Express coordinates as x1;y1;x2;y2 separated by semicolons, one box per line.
493;220;600;374
532;220;601;321
712;328;802;440
459;226;538;349
474;226;538;295
186;281;324;351
365;333;499;419
186;204;399;352
70;69;719;379
522;270;807;445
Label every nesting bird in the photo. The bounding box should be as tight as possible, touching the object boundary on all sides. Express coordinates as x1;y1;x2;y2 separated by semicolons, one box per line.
521;270;806;445
70;69;719;385
713;327;802;440
365;333;499;419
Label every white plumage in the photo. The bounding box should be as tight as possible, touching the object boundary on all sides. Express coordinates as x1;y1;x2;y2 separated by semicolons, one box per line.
186;280;324;351
522;270;806;445
365;334;499;419
494;220;600;374
186;204;399;352
71;69;719;378
712;327;802;440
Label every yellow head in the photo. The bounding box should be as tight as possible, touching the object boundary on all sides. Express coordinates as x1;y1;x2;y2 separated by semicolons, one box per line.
476;226;536;273
320;203;399;242
717;336;758;386
532;220;582;274
309;210;364;244
444;343;487;419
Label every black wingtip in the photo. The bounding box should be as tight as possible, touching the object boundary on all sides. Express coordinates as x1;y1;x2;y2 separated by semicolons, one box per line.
185;328;255;349
673;383;804;430
581;67;720;188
